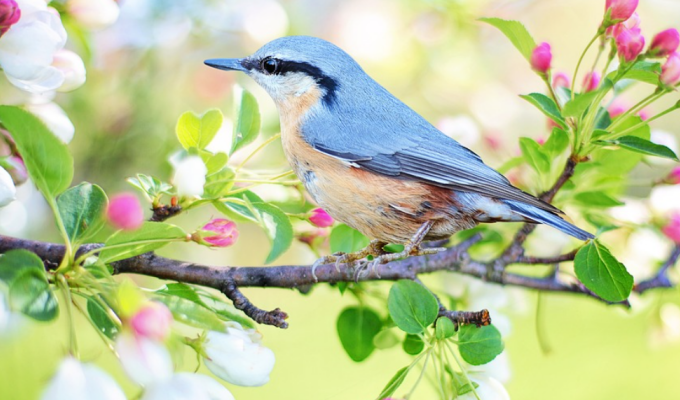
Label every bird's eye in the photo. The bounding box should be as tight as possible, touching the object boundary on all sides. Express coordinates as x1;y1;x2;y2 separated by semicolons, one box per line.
261;58;280;75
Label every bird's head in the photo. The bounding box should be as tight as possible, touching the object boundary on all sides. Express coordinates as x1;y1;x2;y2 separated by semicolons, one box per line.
205;36;362;111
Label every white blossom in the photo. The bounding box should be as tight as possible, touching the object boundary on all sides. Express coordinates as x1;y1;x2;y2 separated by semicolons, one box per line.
142;373;235;400
67;0;120;30
52;49;86;92
0;0;67;93
203;322;275;387
41;357;126;400
172;155;207;198
0;166;16;207
115;332;173;387
25;102;75;143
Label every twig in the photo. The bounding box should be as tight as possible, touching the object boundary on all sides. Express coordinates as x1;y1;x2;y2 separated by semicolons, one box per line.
635;245;680;294
150;205;182;222
221;278;289;328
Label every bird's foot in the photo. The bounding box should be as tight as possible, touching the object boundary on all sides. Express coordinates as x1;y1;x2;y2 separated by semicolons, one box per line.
353;221;446;281
310;239;388;282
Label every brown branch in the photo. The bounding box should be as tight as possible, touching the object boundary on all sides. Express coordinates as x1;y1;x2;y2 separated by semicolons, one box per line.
0;232;638;329
513;249;578;265
150;204;182;222
501;157;579;261
634;245;680;294
438;309;491;329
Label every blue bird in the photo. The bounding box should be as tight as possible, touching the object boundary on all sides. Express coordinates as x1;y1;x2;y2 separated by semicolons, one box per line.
205;36;593;271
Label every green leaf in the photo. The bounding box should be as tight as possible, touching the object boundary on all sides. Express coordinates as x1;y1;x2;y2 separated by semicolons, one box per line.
519;137;550;174
330;224;370;254
157;282;206;305
155;294;225;331
0;249;45;284
479;17;536;62
336;306;382;362
373;329;400;349
402;333;425;355
215;191;264;222
127;174;173;199
543;128;570;158
232;87;261;154
594;136;679;161
458;325;504;365
562;91;599;118
9;270;58;322
520;93;565;128
496;156;524;174
0;106;73;197
203;151;229;174
250;202;293;264
86;296;119;340
204;167;235;198
574;192;624;208
176;109;223;150
435;317;456;340
99;222;186;263
574;240;633;302
591;116;649;175
376;366;409;400
57;183;108;244
387;280;439;334
609;60;661;86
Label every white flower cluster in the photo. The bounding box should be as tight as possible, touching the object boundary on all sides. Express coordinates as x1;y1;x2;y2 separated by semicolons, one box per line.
40;319;275;399
0;0;119;209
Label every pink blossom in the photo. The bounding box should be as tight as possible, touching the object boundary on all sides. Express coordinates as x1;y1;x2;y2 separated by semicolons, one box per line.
0;0;19;37
202;219;238;247
662;213;680;243
639;107;651;120
606;12;640;39
552;72;570;89
649;29;680;57
309;207;334;228
530;42;552;74
5;155;26;185
107;193;144;230
665;167;680;184
582;72;601;92
661;52;680;85
608;99;628;118
130;301;173;341
616;28;645;62
605;0;639;22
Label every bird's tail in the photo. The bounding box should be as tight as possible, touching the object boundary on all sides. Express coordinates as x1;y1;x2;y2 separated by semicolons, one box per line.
504;200;595;241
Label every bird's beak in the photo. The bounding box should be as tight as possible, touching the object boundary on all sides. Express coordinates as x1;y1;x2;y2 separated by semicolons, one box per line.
204;58;247;72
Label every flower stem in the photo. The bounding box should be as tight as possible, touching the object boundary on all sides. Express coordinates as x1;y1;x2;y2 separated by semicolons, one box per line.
235;133;281;173
571;33;602;100
613;102;680;138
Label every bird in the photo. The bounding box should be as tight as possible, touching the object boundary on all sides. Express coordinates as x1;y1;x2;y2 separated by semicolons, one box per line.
204;36;594;275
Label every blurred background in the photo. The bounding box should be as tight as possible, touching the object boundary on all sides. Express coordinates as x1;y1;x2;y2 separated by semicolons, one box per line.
2;0;680;398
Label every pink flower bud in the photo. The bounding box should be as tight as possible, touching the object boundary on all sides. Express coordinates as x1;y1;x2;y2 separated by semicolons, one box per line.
552;72;571;89
605;0;639;22
308;207;334;228
665;167;680;184
661;52;680;85
582;72;601;92
107;193;144;230
650;29;680;58
662;213;680;244
606;12;640;39
616;28;645;62
608;99;628;119
202;219;238;247
530;42;552;74
0;0;20;37
5;156;27;185
130;301;173;341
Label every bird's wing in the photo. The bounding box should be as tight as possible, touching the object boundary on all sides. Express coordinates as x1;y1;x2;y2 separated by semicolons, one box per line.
302;104;560;214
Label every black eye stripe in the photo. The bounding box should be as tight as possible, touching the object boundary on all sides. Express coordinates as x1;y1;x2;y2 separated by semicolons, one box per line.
252;58;339;107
